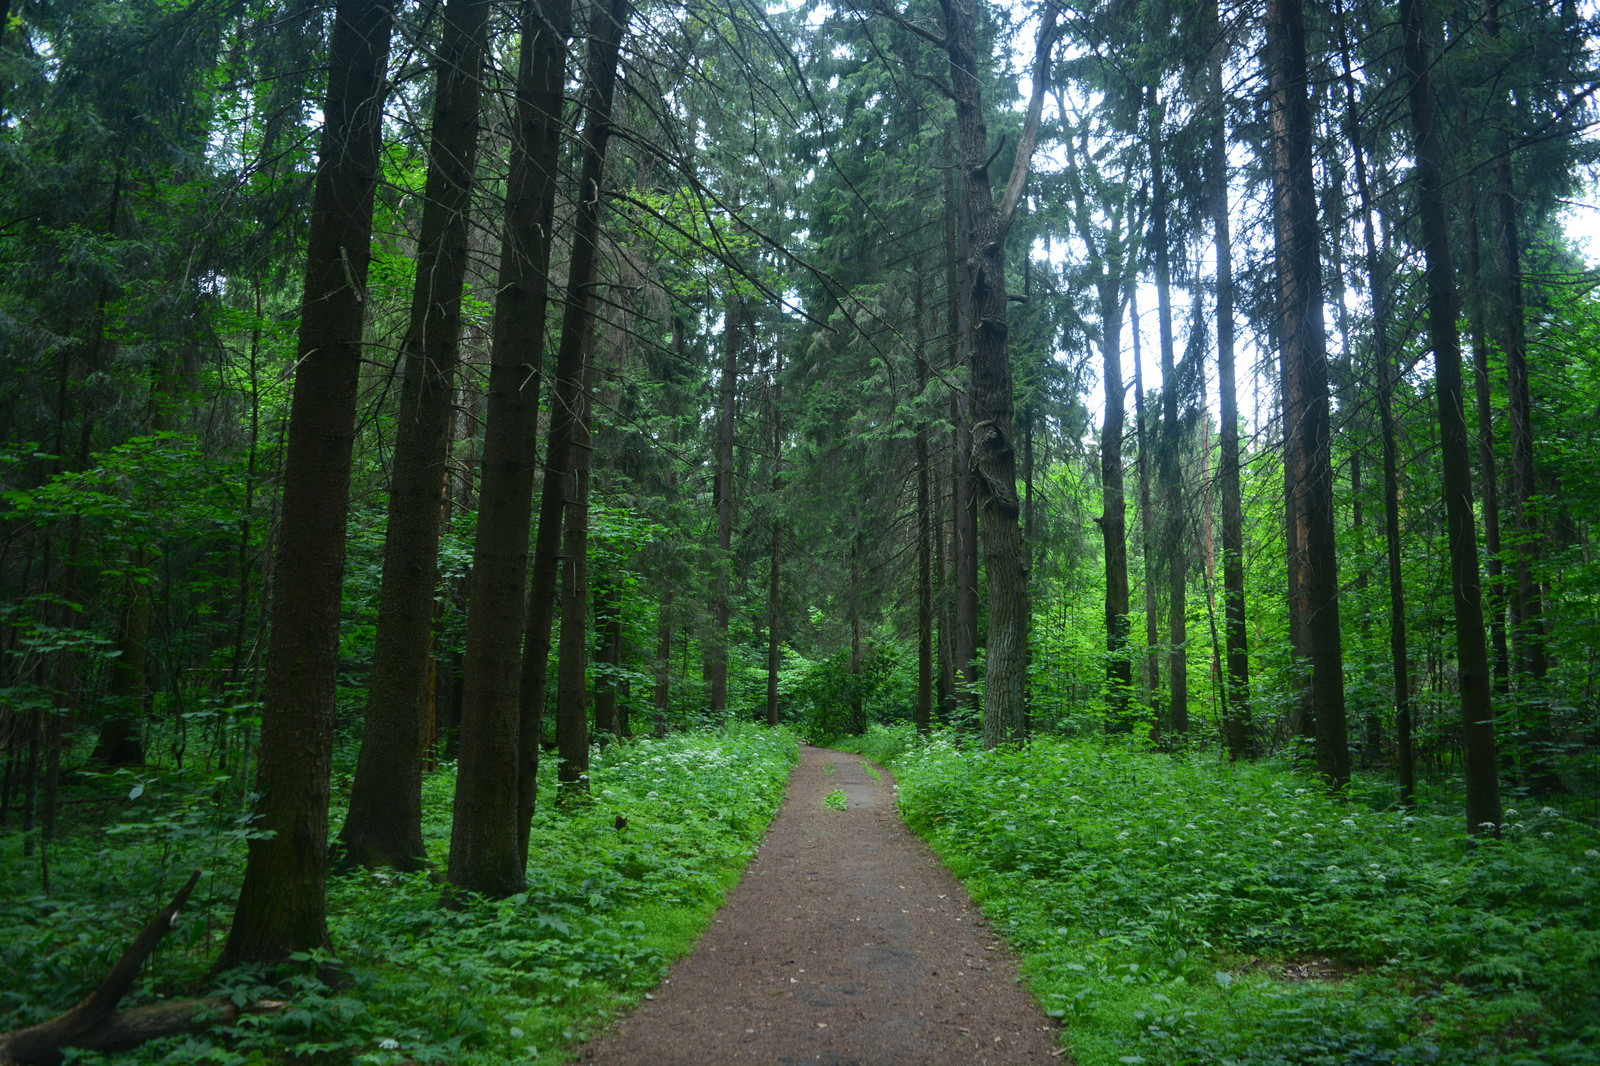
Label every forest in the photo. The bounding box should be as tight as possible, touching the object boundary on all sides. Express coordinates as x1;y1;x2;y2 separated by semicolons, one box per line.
1;0;1598;1061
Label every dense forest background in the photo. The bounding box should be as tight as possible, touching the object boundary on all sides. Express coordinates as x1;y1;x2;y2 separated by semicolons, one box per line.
2;0;1600;1059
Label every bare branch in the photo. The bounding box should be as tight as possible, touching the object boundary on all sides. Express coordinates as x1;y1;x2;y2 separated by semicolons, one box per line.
997;3;1063;235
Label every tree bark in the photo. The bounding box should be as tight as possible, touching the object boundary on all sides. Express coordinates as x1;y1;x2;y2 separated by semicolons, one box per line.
708;292;741;720
1148;86;1187;738
915;276;934;735
0;871;211;1065
220;0;393;966
945;174;979;722
941;0;1059;748
537;0;630;802
1132;289;1160;736
767;352;784;728
1210;0;1250;757
448;0;572;899
1399;0;1502;833
1462;212;1512;688
1267;0;1348;788
1334;0;1412;798
341;0;488;873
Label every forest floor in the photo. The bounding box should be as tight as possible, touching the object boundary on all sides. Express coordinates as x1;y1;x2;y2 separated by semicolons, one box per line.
575;744;1064;1065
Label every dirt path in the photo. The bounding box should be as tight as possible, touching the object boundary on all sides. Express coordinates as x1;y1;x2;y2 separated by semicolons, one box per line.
577;744;1063;1065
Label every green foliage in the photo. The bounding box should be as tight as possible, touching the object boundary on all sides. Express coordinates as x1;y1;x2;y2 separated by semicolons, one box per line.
888;736;1600;1065
780;645;914;743
0;724;798;1065
823;788;848;811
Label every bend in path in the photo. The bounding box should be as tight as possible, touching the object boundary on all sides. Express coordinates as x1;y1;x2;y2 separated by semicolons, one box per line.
577;743;1063;1065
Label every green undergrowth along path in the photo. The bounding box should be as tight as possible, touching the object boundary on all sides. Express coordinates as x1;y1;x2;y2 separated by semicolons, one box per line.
841;724;1600;1066
0;722;797;1066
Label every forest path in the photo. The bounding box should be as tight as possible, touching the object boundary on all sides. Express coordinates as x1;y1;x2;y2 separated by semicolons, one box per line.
575;744;1063;1065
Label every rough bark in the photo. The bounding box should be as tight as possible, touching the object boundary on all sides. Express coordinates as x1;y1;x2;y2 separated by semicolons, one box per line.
915;280;934;735
341;0;488;873
536;0;630;801
1464;202;1511;690
1334;0;1412;798
1149;87;1187;738
767;352;784;729
219;0;393;966
1268;0;1348;788
708;293;740;719
945;177;979;722
1210;0;1250;757
1090;245;1131;719
1400;0;1503;833
941;0;1059;747
448;0;572;899
1132;290;1160;734
0;871;232;1065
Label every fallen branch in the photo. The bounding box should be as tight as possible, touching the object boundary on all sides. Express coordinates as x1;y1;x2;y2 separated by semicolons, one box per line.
0;870;283;1066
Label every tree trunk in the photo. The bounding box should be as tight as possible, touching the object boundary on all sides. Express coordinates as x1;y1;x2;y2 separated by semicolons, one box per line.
766;351;784;728
1095;266;1131;720
1132;289;1160;736
1334;0;1412;799
341;0;488;873
945;174;979;722
448;0;572;899
1149;86;1187;738
1210;0;1250;757
219;0;393;967
708;292;740;719
915;276;934;735
1464;201;1511;690
942;0;1059;747
549;0;629;800
1268;0;1348;788
1399;0;1502;833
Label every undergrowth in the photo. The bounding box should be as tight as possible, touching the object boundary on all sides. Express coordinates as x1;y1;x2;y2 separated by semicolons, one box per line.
877;728;1600;1065
0;722;797;1065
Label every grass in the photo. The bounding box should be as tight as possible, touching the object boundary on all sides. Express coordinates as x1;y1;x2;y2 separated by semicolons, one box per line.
0;721;798;1065
859;725;1600;1066
824;788;848;810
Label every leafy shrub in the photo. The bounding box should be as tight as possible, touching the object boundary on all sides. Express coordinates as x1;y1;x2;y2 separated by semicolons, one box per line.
888;736;1600;1066
0;723;798;1065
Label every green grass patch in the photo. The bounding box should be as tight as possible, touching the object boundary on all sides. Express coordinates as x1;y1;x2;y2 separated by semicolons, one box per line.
824;721;920;765
886;732;1600;1066
824;788;848;811
0;722;798;1065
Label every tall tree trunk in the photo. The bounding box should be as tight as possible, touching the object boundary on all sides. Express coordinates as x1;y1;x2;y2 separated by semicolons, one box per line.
708;292;740;719
915;276;934;735
766;351;784;728
449;0;572;899
220;0;393;967
1464;201;1511;690
1268;0;1348;788
942;0;1058;748
1483;2;1558;792
341;0;488;873
1132;290;1160;735
945;173;979;722
1095;265;1132;720
1335;0;1412;800
1149;87;1187;738
1399;0;1502;833
548;0;630;799
1210;0;1250;757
